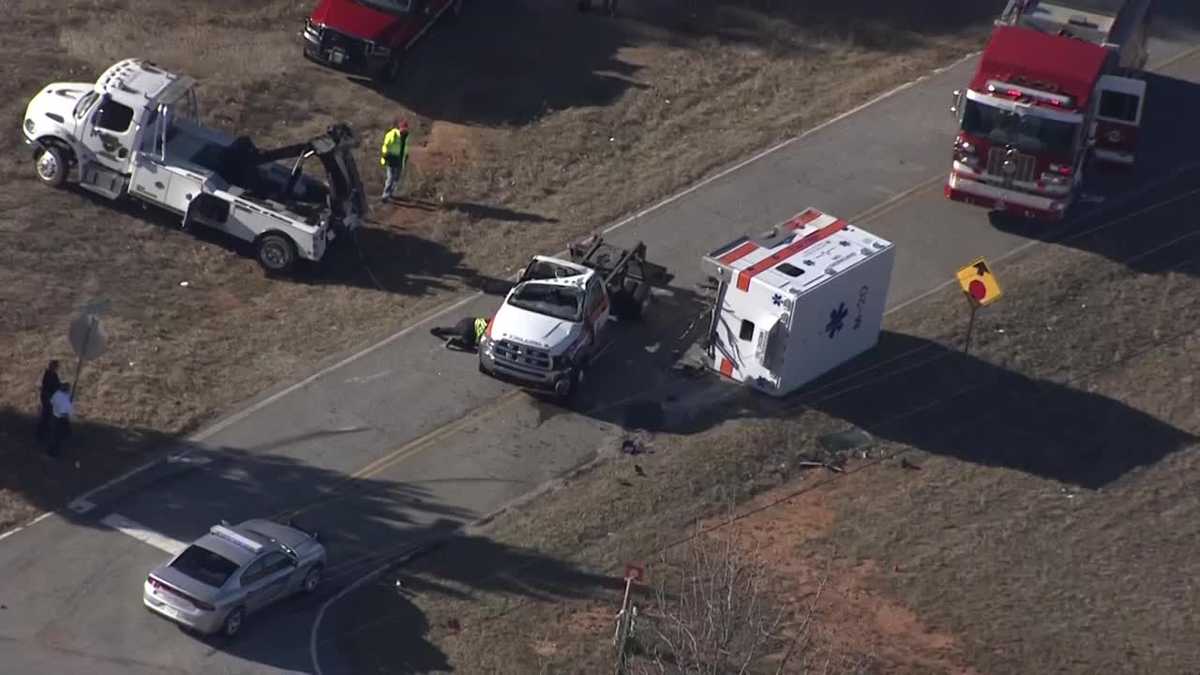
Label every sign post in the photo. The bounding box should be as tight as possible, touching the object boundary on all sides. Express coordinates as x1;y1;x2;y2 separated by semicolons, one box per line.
613;562;645;675
68;312;108;402
955;258;1003;355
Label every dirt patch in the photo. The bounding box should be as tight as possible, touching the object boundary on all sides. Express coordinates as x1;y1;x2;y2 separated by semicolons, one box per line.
713;484;979;674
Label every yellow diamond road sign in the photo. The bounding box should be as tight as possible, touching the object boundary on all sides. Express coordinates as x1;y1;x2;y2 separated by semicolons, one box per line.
956;257;1002;307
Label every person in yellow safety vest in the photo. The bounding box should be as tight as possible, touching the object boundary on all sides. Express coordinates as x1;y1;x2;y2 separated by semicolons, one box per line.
430;316;490;352
380;117;410;202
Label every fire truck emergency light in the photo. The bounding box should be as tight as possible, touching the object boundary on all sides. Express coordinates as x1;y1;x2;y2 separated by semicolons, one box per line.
986;79;1075;108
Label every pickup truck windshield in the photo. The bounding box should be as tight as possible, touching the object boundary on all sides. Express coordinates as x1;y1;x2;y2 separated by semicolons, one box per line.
356;0;414;15
509;283;583;322
961;100;1078;156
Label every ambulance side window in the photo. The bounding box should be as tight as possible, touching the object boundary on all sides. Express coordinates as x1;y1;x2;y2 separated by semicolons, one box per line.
739;320;755;341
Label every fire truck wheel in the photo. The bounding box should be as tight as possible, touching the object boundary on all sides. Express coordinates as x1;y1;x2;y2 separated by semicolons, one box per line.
256;234;296;274
376;56;403;84
34;145;68;188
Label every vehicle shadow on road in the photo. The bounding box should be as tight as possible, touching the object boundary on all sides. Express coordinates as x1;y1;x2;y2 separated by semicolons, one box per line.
318;524;624;674
990;73;1200;278
360;0;996;127
570;321;1196;489
802;331;1197;489
1;406;606;671
293;223;515;297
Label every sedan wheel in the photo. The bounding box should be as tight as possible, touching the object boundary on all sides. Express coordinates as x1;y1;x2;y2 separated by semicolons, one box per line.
303;565;322;594
223;607;245;638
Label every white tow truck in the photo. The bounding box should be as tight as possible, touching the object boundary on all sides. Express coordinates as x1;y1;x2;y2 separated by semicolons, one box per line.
22;58;367;273
478;236;670;399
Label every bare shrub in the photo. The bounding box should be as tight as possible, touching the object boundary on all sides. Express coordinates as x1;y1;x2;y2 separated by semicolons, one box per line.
624;520;873;675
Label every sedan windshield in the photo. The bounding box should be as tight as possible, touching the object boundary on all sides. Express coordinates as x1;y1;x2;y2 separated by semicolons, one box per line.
961;100;1078;155
170;545;238;588
355;0;414;15
508;283;583;322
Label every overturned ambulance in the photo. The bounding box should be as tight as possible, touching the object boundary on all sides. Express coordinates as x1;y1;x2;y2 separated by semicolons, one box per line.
702;208;895;397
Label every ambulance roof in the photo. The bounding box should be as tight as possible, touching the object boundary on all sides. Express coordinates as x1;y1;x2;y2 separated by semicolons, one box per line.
704;208;892;296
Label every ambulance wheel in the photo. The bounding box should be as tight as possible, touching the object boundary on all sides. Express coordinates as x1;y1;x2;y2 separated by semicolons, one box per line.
34;145;68;188
256;234;296;275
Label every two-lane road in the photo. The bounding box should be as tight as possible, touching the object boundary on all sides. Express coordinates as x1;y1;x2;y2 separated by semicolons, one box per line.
2;23;1199;675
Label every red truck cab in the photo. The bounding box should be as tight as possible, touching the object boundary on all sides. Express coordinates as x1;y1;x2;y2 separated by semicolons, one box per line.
302;0;463;82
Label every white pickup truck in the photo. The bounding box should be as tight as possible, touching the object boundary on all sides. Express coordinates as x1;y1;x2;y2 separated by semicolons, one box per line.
478;237;670;399
22;59;367;273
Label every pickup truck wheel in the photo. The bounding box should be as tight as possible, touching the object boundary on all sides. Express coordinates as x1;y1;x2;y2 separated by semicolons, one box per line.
34;145;68;188
554;368;579;401
257;234;296;274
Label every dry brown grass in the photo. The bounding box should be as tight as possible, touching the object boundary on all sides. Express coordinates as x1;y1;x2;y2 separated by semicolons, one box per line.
0;0;989;530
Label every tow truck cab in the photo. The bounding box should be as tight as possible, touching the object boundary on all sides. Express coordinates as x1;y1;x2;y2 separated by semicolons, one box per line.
22;59;367;274
302;0;461;82
479;257;611;398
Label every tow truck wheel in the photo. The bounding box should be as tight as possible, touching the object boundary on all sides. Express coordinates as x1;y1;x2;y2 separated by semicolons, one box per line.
256;234;296;274
34;145;68;188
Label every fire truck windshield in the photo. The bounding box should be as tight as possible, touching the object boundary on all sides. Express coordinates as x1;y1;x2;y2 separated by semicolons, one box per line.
961;100;1078;156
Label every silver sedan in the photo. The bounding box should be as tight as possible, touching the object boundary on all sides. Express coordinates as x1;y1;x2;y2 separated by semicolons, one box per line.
143;519;326;637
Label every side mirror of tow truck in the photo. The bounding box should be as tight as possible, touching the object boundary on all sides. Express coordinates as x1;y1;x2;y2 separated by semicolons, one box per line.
950;89;963;115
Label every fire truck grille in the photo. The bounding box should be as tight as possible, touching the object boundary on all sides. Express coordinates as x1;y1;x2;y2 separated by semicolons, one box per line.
493;340;552;373
318;29;368;66
986;147;1037;182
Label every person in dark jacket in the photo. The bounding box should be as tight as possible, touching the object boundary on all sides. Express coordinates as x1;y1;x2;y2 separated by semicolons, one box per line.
36;360;61;440
430;317;490;352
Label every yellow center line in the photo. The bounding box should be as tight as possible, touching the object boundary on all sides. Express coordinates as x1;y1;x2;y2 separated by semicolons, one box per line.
853;174;947;224
272;389;525;520
1150;44;1200;72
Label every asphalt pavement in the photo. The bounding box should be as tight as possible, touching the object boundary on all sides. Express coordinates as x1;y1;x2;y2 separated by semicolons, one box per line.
2;23;1198;675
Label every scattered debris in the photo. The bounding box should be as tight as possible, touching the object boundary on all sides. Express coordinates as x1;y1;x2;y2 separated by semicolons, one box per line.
634;464;646;477
179;281;190;287
797;460;845;473
900;457;921;471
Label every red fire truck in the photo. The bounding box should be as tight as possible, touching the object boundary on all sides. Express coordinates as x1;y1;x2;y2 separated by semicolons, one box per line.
302;0;464;82
945;0;1152;220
